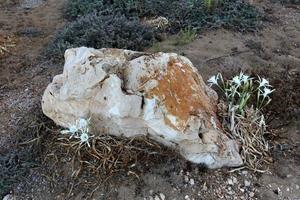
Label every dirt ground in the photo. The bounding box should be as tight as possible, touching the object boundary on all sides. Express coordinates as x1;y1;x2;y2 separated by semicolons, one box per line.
0;0;299;199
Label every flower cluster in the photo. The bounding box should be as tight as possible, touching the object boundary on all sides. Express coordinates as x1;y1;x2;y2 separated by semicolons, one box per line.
208;72;274;114
60;118;93;147
209;72;274;170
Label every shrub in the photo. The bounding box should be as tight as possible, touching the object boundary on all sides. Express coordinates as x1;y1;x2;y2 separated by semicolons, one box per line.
65;0;104;19
65;0;263;32
46;14;155;60
48;0;263;61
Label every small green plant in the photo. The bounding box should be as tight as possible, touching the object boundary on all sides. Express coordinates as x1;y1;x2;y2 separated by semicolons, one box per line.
208;72;274;115
208;72;274;171
174;28;197;46
203;0;220;11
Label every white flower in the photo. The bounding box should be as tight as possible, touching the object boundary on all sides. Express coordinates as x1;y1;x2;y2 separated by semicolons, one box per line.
60;124;78;135
207;75;219;86
239;71;244;78
80;132;91;147
259;115;266;127
69;125;78;133
80;132;89;142
241;74;250;83
259;78;270;88
77;118;88;129
232;76;242;86
261;87;275;98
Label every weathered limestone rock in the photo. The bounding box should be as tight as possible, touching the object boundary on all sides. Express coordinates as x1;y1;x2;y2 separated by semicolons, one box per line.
42;47;243;168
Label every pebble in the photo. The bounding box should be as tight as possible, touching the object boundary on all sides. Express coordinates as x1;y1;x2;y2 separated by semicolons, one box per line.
296;185;299;190
3;195;14;200
249;192;255;197
232;177;238;184
227;190;234;195
184;176;189;183
159;193;165;200
227;178;234;185
149;190;154;195
154;195;160;200
242;171;248;175
227;178;233;185
184;195;191;200
244;180;251;187
190;178;195;186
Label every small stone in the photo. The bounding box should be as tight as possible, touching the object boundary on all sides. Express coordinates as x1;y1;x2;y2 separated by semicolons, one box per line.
154;195;160;200
227;178;234;185
227;190;234;195
286;174;292;178
184;175;189;183
244;180;251;187
296;185;299;190
149;197;154;200
242;171;248;175
240;188;245;193
159;193;165;200
184;195;190;200
3;194;14;200
190;178;195;186
149;190;154;195
249;192;255;197
232;177;238;184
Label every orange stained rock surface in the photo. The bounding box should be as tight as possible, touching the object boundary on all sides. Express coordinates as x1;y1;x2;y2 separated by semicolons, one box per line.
147;57;217;131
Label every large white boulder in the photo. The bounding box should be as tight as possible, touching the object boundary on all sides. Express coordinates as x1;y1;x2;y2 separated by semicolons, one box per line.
42;47;243;168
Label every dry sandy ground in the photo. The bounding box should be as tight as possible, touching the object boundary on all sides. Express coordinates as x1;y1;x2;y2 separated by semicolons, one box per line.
0;0;299;199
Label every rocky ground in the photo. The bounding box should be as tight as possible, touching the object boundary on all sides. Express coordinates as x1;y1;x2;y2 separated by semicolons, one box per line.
0;0;299;199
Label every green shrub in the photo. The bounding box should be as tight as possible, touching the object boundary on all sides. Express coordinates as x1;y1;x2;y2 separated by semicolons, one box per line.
48;0;263;61
65;0;263;32
65;0;105;19
46;14;155;60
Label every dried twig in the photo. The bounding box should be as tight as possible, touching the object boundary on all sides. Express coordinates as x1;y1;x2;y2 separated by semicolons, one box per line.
0;34;16;57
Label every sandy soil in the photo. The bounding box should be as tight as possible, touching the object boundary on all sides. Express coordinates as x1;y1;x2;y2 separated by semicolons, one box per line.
0;0;299;199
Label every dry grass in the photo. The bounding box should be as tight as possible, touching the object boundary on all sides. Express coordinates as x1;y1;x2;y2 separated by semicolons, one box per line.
218;102;272;172
0;33;16;57
55;133;175;177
